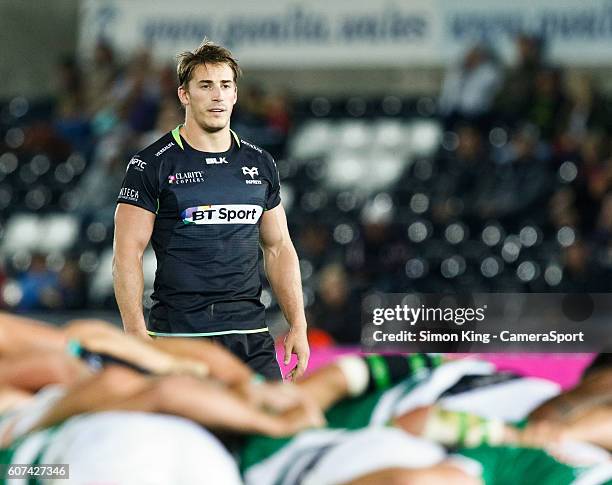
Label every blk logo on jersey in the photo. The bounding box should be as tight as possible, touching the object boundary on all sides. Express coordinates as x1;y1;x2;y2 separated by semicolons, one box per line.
242;166;262;184
182;204;263;225
206;157;228;165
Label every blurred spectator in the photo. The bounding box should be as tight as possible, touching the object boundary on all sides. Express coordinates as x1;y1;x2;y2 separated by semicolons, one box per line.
235;84;268;124
557;240;610;292
54;56;84;118
496;34;544;125
478;124;552;221
438;44;502;129
233;84;293;157
564;74;611;141
16;254;62;311
53;56;91;155
158;64;179;103
594;192;612;243
579;133;611;201
84;41;120;117
432;124;492;222
307;263;362;344
11;254;87;311
526;67;569;141
295;222;332;268
266;91;292;137
549;188;580;229
344;198;402;288
21;121;72;161
76;149;126;228
112;49;160;134
58;258;87;309
551;132;612;236
139;98;183;148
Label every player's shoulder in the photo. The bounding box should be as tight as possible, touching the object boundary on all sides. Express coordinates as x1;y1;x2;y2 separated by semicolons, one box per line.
234;131;275;165
135;130;181;163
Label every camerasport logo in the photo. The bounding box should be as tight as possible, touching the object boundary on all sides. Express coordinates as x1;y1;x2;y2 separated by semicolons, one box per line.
168;171;205;184
181;204;263;225
118;187;139;202
126;156;147;172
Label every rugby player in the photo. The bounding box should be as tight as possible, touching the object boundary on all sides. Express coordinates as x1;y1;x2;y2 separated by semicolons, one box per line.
113;39;308;380
241;354;612;485
0;313;316;423
0;316;323;484
3;315;610;483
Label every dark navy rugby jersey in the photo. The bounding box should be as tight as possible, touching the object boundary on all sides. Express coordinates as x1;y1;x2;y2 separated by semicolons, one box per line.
116;125;281;336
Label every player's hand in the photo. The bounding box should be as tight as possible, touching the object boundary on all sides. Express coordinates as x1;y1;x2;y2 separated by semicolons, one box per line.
283;325;310;380
518;420;568;447
277;395;325;436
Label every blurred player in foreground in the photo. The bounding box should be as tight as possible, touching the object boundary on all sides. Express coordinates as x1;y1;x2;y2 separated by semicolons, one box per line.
1;314;611;484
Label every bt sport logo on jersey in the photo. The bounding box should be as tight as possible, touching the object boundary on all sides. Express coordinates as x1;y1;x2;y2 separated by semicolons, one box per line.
181;204;263;225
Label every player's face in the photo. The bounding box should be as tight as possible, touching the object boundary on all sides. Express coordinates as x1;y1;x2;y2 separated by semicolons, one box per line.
180;63;237;133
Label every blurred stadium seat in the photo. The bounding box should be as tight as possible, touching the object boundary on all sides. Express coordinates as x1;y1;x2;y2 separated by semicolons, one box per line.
2;214;40;253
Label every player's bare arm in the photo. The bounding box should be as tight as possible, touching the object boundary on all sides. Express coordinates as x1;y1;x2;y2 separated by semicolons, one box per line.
113;203;155;339
260;204;310;379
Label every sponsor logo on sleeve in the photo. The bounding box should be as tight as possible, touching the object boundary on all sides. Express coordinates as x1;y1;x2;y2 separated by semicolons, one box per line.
127;156;147;172
155;142;174;157
181;204;263;225
118;187;139;202
242;166;262;184
241;140;263;154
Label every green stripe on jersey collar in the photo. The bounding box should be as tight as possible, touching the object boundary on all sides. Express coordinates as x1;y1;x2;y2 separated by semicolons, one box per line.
171;124;241;150
230;128;241;148
171;125;184;150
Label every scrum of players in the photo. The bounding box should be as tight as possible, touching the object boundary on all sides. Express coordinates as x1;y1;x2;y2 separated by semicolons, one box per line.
0;313;611;484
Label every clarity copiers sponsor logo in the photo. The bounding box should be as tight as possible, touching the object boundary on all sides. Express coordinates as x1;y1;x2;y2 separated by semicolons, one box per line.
181;204;263;225
168;171;205;184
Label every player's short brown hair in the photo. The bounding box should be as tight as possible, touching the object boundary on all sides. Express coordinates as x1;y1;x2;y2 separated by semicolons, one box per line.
176;39;241;88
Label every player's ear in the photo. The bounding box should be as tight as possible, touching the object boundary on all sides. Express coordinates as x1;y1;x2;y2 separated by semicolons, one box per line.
233;85;238;106
177;84;189;107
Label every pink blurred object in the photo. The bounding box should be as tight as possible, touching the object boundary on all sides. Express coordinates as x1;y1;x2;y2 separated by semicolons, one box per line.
277;346;594;390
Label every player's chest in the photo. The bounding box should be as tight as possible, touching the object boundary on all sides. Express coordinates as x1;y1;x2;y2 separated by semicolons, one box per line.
162;157;268;207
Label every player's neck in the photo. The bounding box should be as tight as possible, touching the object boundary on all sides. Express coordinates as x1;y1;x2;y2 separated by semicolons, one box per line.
180;120;232;153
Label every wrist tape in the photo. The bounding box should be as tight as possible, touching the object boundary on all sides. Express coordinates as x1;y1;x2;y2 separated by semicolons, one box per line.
422;407;506;448
336;353;445;397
